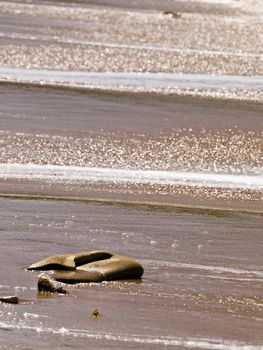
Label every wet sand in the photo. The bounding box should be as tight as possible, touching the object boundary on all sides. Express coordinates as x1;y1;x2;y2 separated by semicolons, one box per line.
0;0;263;349
0;77;262;350
0;198;263;349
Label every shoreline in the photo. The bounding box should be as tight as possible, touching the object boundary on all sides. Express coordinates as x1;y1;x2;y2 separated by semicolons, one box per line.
1;69;262;103
1;193;263;216
0;179;262;214
1;79;262;106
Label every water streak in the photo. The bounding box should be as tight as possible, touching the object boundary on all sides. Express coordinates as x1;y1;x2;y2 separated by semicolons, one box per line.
145;260;263;278
1;67;262;92
1;163;263;189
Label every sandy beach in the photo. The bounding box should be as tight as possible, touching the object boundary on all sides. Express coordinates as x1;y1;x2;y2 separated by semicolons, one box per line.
1;197;263;349
0;0;262;349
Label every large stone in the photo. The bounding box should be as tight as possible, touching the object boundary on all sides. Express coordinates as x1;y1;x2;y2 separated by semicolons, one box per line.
28;251;144;284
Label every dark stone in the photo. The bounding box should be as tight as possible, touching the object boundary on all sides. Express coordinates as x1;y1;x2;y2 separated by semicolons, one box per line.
38;277;68;294
0;296;19;304
92;308;101;318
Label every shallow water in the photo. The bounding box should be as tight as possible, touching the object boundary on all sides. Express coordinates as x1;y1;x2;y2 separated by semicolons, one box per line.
0;0;263;77
0;82;262;211
0;198;263;349
0;0;263;348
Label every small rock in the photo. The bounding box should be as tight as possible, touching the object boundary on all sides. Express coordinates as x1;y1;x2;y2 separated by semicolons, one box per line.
0;296;19;304
163;11;182;19
38;277;68;294
55;286;69;295
92;308;101;318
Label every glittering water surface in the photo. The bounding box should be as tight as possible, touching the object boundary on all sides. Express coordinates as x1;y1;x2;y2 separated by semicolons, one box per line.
1;128;263;174
0;81;262;209
0;0;263;77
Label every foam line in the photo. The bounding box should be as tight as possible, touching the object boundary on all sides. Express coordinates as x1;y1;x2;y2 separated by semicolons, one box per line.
144;260;263;278
0;320;261;350
0;68;262;91
0;163;262;190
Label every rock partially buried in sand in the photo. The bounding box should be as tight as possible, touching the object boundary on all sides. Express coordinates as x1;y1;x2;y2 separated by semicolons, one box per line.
0;296;19;304
38;277;69;294
163;11;182;19
28;251;144;284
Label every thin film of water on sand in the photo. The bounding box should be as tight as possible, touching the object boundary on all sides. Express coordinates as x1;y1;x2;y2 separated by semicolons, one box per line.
0;0;263;349
0;198;263;349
